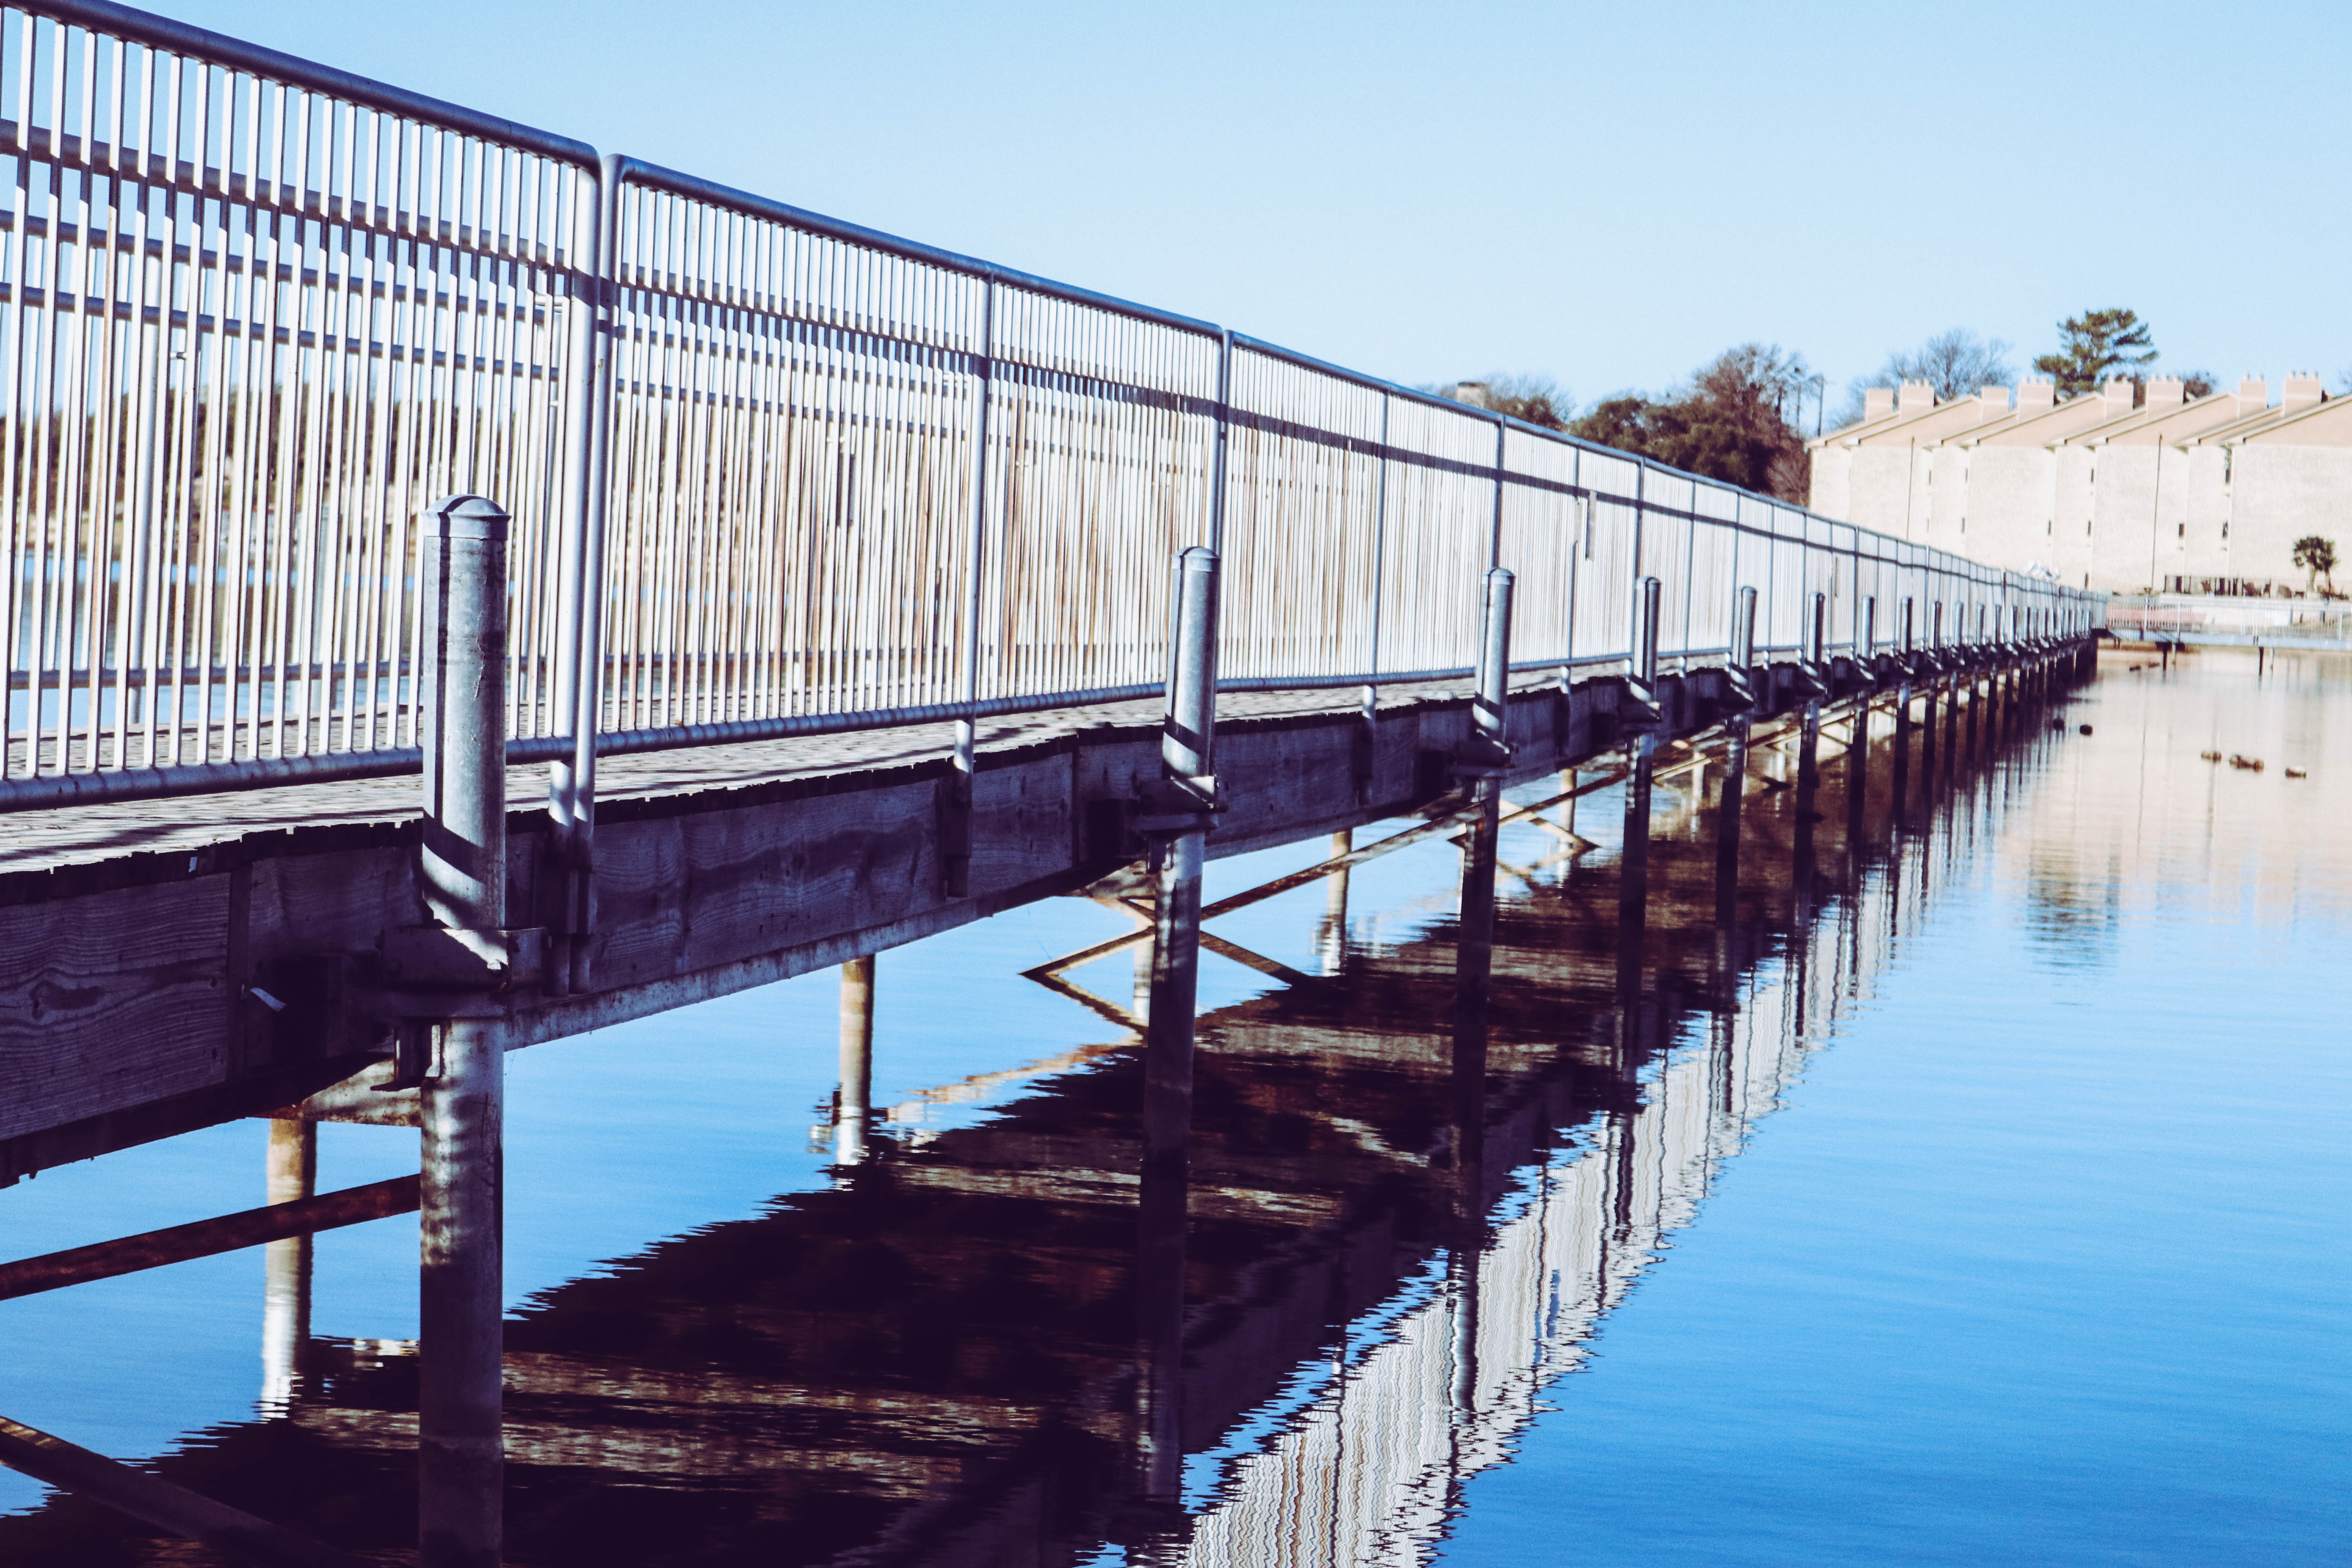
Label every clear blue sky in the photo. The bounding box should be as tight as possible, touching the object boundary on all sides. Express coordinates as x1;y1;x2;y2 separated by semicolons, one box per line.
162;0;2349;411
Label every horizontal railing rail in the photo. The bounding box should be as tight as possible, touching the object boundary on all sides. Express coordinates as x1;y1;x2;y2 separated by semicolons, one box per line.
0;0;2105;821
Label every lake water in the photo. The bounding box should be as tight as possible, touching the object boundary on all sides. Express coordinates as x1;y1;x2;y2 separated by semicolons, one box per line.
2;649;2345;1564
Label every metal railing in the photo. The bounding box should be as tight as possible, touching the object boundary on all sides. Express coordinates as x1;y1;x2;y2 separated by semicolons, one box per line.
2105;594;2349;650
0;0;2103;817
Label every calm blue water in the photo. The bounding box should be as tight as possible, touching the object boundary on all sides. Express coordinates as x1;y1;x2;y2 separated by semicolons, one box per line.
1434;655;2350;1566
1;652;2344;1564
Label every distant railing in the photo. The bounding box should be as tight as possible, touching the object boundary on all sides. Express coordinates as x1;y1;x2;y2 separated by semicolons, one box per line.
0;0;2103;814
2105;595;2350;649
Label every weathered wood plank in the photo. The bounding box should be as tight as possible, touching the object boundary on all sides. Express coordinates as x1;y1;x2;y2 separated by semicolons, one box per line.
0;878;232;1142
0;676;1645;1169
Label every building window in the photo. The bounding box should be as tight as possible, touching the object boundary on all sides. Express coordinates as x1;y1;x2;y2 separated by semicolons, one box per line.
2221;522;2229;539
2177;523;2186;538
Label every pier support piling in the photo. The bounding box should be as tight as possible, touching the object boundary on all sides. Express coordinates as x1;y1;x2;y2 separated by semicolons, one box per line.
1893;600;1914;829
837;958;875;1168
1714;587;1757;929
1135;545;1221;1503
1451;787;1499;1223
1617;577;1662;1024
260;1120;317;1412
1320;830;1352;976
1450;568;1513;1220
415;496;511;1568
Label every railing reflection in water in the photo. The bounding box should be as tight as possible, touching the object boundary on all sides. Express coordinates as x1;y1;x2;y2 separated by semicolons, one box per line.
0;647;2081;1565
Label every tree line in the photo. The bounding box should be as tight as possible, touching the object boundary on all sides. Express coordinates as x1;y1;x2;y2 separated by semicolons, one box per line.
1437;309;2216;505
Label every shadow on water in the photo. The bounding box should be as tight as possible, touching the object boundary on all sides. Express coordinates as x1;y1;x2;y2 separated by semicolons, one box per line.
0;667;2097;1566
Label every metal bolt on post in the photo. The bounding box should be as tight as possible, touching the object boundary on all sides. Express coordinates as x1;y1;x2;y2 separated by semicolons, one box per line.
415;495;510;1568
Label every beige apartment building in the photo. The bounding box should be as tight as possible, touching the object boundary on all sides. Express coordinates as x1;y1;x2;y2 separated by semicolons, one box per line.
1807;372;2351;593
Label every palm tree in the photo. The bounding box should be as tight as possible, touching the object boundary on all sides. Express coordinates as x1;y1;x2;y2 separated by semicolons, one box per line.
2291;535;2337;595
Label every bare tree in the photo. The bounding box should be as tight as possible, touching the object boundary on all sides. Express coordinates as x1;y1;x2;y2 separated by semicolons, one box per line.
1433;372;1573;430
1836;329;2015;426
1699;342;1815;425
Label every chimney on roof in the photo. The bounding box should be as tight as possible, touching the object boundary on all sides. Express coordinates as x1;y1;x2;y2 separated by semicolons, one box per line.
2018;378;2056;413
1454;380;1491;409
1977;385;2010;421
1865;387;1896;421
2145;376;2185;409
2102;377;2135;418
2283;371;2324;413
2236;375;2269;417
1897;379;1935;415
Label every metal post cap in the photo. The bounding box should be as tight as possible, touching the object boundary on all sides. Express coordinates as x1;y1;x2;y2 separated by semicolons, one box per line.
428;494;511;541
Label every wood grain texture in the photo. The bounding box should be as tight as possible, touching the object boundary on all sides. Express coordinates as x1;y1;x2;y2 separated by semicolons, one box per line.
966;756;1080;901
0;674;1675;1162
0;878;231;1141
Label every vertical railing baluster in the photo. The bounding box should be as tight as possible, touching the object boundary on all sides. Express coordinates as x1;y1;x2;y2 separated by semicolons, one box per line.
943;271;994;899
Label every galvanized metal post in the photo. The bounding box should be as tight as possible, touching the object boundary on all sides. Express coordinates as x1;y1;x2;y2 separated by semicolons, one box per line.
1161;549;1220;790
1893;597;1914;826
1714;586;1757;929
416;495;510;1568
1472;568;1515;759
837;957;875;1169
1964;615;1982;760
1847;601;1875;870
1137;544;1219;1503
1452;563;1512;1222
1922;601;1942;792
1798;593;1824;802
419;498;510;934
1636;575;1663;702
260;1118;316;1412
1943;607;1962;772
1618;576;1662;1002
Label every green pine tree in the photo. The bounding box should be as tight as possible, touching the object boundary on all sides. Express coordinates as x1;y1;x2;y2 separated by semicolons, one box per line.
2031;309;2158;395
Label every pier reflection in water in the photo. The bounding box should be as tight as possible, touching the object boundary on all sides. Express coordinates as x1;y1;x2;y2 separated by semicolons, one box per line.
4;651;2345;1564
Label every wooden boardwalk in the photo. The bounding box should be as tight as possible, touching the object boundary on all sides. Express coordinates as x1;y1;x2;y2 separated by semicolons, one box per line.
0;677;1497;879
0;641;2096;1184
